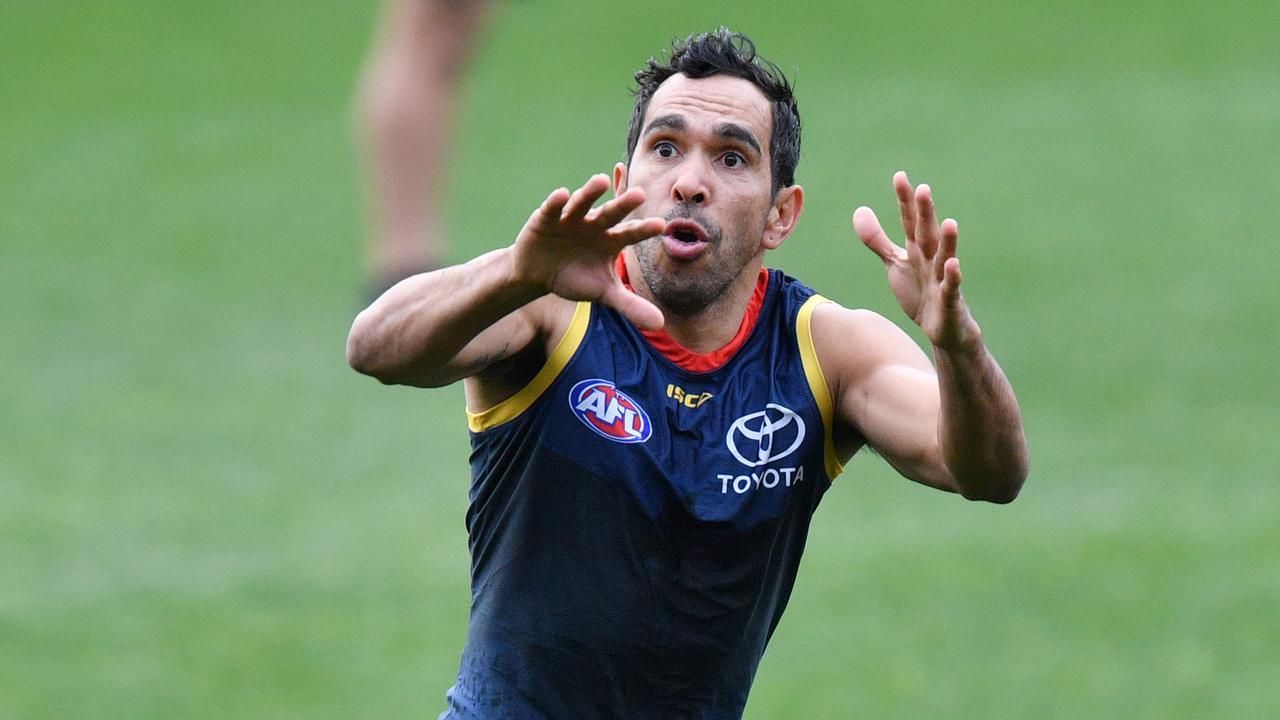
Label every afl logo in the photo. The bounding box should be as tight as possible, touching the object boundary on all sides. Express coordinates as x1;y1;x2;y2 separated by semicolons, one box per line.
569;379;652;444
726;404;806;467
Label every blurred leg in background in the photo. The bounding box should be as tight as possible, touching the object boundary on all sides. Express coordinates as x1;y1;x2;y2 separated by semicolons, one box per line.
356;0;493;297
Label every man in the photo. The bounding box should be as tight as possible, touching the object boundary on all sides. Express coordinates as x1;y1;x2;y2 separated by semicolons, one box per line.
348;28;1028;720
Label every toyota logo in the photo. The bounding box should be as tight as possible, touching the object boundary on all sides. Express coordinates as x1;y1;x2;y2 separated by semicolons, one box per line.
726;404;806;467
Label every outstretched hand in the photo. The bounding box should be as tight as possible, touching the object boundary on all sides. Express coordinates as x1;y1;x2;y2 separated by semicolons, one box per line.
852;171;981;352
512;174;667;330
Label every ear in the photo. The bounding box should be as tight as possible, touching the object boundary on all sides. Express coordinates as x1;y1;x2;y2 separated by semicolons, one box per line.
613;162;629;195
762;184;804;250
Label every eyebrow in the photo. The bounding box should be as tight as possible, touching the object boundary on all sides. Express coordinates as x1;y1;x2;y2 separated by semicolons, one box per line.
642;113;687;136
714;122;762;157
642;114;763;157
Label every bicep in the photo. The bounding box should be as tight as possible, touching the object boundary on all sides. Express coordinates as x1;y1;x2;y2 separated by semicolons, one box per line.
425;306;542;386
814;305;958;493
414;294;576;389
350;271;559;388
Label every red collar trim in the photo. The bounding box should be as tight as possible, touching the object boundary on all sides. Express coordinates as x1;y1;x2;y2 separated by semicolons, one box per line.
616;255;770;373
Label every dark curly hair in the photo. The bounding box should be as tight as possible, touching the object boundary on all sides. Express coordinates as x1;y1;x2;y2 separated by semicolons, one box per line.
625;28;800;194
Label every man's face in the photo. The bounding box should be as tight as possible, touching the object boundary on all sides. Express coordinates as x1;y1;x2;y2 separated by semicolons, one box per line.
621;73;777;316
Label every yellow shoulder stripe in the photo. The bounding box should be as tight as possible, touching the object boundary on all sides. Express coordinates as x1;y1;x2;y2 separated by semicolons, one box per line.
467;301;591;432
797;294;845;481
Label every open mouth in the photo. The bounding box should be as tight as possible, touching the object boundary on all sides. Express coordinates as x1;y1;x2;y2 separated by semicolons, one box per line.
661;219;711;261
664;219;708;244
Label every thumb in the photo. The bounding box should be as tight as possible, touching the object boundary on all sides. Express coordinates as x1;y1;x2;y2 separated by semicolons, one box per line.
600;282;665;331
852;206;905;265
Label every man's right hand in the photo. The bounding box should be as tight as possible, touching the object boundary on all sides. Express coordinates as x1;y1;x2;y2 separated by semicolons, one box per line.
511;174;667;330
348;174;666;388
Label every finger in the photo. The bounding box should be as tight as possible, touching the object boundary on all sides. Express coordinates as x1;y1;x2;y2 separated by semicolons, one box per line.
852;206;906;265
600;282;665;330
940;257;963;309
606;216;665;249
531;187;571;229
914;183;939;261
894;171;916;242
585;187;646;227
937;218;958;282
561;174;611;221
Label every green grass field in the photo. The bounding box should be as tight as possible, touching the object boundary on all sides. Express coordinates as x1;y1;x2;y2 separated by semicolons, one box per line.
3;1;1278;718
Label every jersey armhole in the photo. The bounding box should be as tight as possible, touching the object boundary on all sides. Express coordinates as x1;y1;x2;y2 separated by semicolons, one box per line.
467;301;592;432
797;294;845;481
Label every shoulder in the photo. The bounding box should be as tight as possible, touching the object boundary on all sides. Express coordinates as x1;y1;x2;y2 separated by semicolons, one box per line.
762;272;919;368
811;302;908;348
762;271;919;365
808;301;934;395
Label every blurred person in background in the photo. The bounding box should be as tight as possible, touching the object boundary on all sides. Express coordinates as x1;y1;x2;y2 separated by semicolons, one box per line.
356;0;494;297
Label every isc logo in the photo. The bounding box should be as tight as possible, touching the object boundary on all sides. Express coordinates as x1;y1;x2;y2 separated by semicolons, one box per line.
568;379;652;444
666;383;714;409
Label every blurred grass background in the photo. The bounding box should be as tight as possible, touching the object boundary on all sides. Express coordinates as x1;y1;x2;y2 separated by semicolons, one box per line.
2;1;1277;718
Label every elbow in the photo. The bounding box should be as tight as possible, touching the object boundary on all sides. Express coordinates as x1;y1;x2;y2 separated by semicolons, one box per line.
962;483;1021;504
346;314;448;387
346;337;381;380
346;313;393;381
958;464;1028;505
346;337;375;377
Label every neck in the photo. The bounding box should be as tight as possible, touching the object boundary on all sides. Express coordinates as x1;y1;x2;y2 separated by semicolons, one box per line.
621;250;765;353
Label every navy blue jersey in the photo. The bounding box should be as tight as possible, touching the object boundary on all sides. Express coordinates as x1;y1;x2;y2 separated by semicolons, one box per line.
442;271;844;719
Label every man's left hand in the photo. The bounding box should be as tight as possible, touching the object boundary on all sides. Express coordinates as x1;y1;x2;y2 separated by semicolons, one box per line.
852;171;982;353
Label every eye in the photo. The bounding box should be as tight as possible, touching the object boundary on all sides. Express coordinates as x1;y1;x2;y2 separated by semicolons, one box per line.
722;151;745;168
654;141;677;158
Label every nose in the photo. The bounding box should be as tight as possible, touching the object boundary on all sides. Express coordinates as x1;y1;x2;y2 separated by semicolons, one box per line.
671;157;710;205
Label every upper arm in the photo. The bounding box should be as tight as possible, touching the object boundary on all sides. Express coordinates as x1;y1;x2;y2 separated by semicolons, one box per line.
433;294;566;386
346;264;571;389
462;296;578;412
811;302;958;493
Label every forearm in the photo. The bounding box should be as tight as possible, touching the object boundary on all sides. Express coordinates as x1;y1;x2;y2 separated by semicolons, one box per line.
933;336;1028;503
346;247;545;386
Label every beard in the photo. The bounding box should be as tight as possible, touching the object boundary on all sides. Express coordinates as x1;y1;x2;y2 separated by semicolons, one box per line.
634;204;764;317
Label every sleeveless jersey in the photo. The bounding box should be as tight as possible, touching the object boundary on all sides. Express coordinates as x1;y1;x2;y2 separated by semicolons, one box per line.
442;271;843;719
